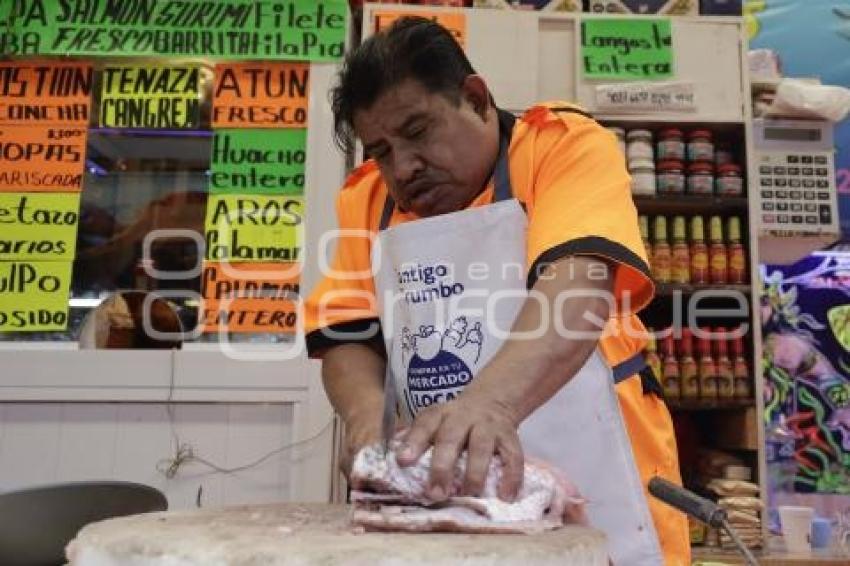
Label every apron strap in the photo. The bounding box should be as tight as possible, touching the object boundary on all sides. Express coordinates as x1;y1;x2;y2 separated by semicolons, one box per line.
378;108;517;231
612;352;648;384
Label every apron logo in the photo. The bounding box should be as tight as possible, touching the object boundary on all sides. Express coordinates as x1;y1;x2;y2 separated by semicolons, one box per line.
402;317;483;411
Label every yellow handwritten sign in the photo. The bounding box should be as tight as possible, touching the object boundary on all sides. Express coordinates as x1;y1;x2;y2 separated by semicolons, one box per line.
0;261;72;332
0;61;93;126
100;65;201;129
200;261;301;333
0;193;80;261
204;195;304;262
373;10;467;48
212;63;309;128
0;125;87;192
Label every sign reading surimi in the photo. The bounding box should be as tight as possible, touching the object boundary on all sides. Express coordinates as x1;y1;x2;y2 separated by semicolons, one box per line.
99;64;200;128
1;0;348;62
213;62;309;128
0;61;92;126
0;125;87;192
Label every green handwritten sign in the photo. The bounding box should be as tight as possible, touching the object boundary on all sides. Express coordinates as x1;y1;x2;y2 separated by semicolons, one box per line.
581;18;674;81
3;0;348;62
0;193;80;261
100;65;201;129
210;130;306;195
0;260;72;332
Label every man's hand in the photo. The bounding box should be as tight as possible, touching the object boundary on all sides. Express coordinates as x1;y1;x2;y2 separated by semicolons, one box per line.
340;411;383;482
396;395;523;502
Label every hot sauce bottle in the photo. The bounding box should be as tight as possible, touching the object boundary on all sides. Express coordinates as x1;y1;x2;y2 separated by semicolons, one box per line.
661;332;681;400
690;215;709;284
679;328;699;400
698;329;718;401
727;216;747;284
645;331;663;383
708;215;728;284
732;330;751;400
639;215;653;272
653;216;672;284
671;215;691;284
715;327;735;400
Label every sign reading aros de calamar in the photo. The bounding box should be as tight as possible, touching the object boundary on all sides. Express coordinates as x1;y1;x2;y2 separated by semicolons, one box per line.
1;0;348;62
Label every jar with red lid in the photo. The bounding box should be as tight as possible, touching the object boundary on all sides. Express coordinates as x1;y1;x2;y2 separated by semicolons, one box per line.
656;159;685;195
687;161;715;195
687;130;715;163
657;128;685;161
716;163;743;196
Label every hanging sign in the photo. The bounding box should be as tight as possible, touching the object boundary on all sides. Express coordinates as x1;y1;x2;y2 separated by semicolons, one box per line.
210;129;306;195
2;0;348;62
212;62;309;128
581;18;674;80
0;193;79;261
200;261;300;333
374;10;466;48
0;61;92;126
99;64;201;129
0;260;72;332
0;125;87;192
204;194;304;262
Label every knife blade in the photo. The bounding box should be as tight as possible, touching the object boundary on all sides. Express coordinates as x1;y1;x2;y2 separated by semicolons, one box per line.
380;358;398;455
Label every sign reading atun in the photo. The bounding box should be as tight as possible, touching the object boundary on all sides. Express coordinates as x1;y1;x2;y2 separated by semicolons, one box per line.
1;0;348;62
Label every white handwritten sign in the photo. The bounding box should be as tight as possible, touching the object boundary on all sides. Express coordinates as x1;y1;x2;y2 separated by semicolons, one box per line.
595;82;696;113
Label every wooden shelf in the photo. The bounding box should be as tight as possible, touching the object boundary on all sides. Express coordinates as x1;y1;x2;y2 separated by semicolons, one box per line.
654;283;752;296
668;398;755;412
634;194;749;216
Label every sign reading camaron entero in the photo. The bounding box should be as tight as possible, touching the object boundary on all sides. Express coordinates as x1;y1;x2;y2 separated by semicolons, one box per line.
0;0;348;62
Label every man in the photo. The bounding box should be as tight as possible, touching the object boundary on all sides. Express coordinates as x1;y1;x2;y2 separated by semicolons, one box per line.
305;17;689;565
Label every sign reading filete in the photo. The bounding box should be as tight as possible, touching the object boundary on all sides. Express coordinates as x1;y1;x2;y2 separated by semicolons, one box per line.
0;260;72;332
100;65;201;129
1;0;348;62
210;130;306;194
200;262;300;333
213;63;309;128
581;18;674;80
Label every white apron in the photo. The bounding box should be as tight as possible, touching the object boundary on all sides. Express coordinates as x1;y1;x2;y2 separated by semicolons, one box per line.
372;113;663;565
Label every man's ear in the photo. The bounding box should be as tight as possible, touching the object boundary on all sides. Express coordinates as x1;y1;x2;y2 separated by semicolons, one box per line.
460;75;493;120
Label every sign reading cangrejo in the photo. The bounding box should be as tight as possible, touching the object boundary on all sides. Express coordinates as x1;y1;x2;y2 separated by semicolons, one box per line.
0;260;72;331
204;195;304;262
1;0;348;62
100;64;201;128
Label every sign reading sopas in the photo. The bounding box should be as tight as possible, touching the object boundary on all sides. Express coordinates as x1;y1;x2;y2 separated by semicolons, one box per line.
581;18;674;81
1;0;348;62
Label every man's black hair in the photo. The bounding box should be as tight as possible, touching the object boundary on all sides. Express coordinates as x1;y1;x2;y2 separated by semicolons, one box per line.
331;16;477;151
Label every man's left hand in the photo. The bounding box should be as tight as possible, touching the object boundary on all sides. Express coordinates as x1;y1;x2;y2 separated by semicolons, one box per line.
395;396;523;502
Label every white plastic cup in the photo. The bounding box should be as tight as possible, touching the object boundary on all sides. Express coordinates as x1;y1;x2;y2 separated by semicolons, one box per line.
779;505;814;554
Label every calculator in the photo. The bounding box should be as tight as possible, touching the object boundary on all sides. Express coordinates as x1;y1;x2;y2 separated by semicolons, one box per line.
753;119;839;236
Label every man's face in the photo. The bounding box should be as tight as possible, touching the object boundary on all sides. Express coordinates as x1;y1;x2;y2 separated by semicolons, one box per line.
353;77;499;218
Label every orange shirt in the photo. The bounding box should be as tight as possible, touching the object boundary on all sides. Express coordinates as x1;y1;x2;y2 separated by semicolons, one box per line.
305;102;652;367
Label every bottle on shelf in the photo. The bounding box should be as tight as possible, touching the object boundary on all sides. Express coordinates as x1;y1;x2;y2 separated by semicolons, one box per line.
671;215;691;284
652;216;672;284
708;215;728;284
639;215;653;272
679;328;699;400
698;329;718;401
715;327;735;400
732;330;751;400
645;331;663;383
687;129;715;163
657;128;686;161
727;216;748;284
661;331;681;400
690;216;709;285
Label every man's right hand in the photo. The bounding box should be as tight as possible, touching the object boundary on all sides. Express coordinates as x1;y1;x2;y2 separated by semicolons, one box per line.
340;412;383;481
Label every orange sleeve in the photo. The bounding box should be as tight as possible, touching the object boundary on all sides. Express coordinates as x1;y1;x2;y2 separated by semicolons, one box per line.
303;170;384;358
525;111;654;314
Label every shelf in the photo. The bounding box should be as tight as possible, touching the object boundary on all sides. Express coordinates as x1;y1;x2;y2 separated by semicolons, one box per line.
654;283;752;296
668;398;755;412
634;194;749;216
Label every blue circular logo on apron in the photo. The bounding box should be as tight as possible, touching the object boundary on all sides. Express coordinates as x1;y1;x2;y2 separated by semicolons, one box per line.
407;349;473;411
